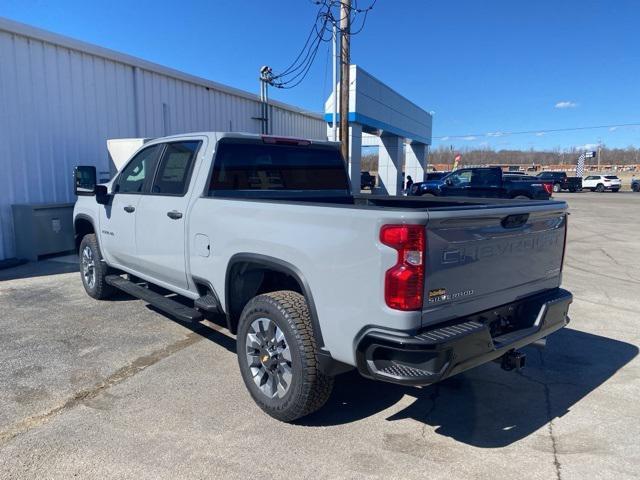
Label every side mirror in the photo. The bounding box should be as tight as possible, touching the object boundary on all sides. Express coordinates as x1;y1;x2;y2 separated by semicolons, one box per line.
74;166;97;195
95;185;111;205
445;178;453;186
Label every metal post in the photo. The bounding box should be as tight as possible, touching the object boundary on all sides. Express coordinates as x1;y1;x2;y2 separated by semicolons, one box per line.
339;0;351;162
598;140;602;171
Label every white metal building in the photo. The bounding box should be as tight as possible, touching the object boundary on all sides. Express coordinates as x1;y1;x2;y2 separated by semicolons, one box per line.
0;17;326;260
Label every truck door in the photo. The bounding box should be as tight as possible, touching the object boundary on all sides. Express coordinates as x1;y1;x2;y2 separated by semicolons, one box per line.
134;140;202;290
99;144;163;267
440;169;472;196
466;168;504;197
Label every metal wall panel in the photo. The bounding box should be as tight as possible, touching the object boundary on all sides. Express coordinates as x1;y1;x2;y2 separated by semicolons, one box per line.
0;18;326;260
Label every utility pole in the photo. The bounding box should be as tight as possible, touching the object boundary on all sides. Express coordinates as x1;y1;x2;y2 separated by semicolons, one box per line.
331;22;338;142
339;0;351;162
597;138;602;171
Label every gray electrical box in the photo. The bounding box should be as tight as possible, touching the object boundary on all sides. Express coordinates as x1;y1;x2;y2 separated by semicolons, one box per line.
11;203;75;261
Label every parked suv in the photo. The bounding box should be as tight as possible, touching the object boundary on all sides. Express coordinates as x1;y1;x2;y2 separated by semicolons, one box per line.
583;175;621;192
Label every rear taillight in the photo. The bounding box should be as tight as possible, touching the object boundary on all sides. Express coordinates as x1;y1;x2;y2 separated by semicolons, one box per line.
380;224;425;311
543;182;553;195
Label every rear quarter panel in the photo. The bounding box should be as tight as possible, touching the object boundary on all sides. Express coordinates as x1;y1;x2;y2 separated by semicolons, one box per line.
188;198;428;365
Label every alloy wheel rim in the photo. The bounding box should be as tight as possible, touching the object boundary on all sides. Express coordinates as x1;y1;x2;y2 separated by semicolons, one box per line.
245;317;293;399
81;245;96;289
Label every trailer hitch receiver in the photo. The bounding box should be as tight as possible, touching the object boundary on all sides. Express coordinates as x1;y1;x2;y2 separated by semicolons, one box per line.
500;349;526;371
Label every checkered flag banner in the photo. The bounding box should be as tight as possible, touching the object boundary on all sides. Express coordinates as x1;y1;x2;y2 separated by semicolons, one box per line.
576;153;586;177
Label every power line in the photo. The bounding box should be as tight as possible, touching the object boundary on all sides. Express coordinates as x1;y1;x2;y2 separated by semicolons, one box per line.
433;122;640;140
267;0;375;90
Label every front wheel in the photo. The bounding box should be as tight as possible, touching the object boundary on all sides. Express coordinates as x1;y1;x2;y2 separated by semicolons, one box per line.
611;188;620;193
79;234;114;300
633;184;640;192
236;291;334;422
595;184;605;192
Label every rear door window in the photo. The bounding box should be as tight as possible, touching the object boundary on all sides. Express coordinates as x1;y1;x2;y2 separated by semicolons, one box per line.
470;169;501;187
151;141;201;195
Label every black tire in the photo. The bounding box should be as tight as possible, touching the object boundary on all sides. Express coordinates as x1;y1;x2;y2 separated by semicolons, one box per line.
595;184;605;193
590;188;596;192
236;291;334;422
79;234;115;300
552;183;561;193
611;188;620;193
633;184;640;193
421;192;436;197
513;194;531;199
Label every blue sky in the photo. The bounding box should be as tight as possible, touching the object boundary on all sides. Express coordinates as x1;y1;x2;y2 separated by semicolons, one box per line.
2;0;639;150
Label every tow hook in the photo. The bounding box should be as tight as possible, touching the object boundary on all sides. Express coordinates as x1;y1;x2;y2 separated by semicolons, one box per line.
500;349;526;371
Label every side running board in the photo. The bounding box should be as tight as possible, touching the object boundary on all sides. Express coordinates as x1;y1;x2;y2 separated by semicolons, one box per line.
105;275;203;323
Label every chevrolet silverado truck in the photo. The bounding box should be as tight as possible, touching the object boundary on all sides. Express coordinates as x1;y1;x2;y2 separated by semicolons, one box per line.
536;171;582;193
409;167;554;199
73;132;572;422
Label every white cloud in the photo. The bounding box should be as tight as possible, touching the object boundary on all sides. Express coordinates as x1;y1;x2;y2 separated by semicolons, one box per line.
577;143;598;150
440;136;449;141
609;127;618;132
536;132;546;137
463;136;477;141
487;131;504;137
555;101;578;109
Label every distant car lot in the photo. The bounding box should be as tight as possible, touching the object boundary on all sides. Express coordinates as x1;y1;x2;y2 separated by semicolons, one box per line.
1;193;639;479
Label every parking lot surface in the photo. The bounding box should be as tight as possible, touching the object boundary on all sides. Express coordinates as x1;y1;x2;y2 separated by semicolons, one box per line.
1;192;639;480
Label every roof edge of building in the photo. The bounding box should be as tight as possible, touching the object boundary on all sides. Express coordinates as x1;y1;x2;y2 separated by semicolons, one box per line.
0;16;323;121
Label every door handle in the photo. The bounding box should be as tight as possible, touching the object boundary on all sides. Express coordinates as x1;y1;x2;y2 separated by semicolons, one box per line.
167;210;183;220
124;205;135;213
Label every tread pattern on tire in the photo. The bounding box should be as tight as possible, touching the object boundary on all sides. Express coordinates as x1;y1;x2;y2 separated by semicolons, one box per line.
239;290;334;422
79;233;115;300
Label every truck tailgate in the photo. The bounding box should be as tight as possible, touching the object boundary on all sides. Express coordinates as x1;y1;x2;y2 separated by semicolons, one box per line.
422;204;567;327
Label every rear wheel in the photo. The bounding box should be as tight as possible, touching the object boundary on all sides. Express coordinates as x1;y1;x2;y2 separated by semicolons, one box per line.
633;183;640;192
595;184;605;192
236;291;334;422
552;183;561;193
79;234;114;300
421;192;436;197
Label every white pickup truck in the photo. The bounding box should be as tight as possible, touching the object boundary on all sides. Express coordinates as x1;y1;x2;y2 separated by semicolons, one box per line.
73;132;572;421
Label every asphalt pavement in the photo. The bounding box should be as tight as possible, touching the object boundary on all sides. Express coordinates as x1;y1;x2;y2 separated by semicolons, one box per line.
0;192;639;479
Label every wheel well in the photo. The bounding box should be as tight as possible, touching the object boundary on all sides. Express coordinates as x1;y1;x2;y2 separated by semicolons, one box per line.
511;191;531;199
225;261;304;334
74;218;95;250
